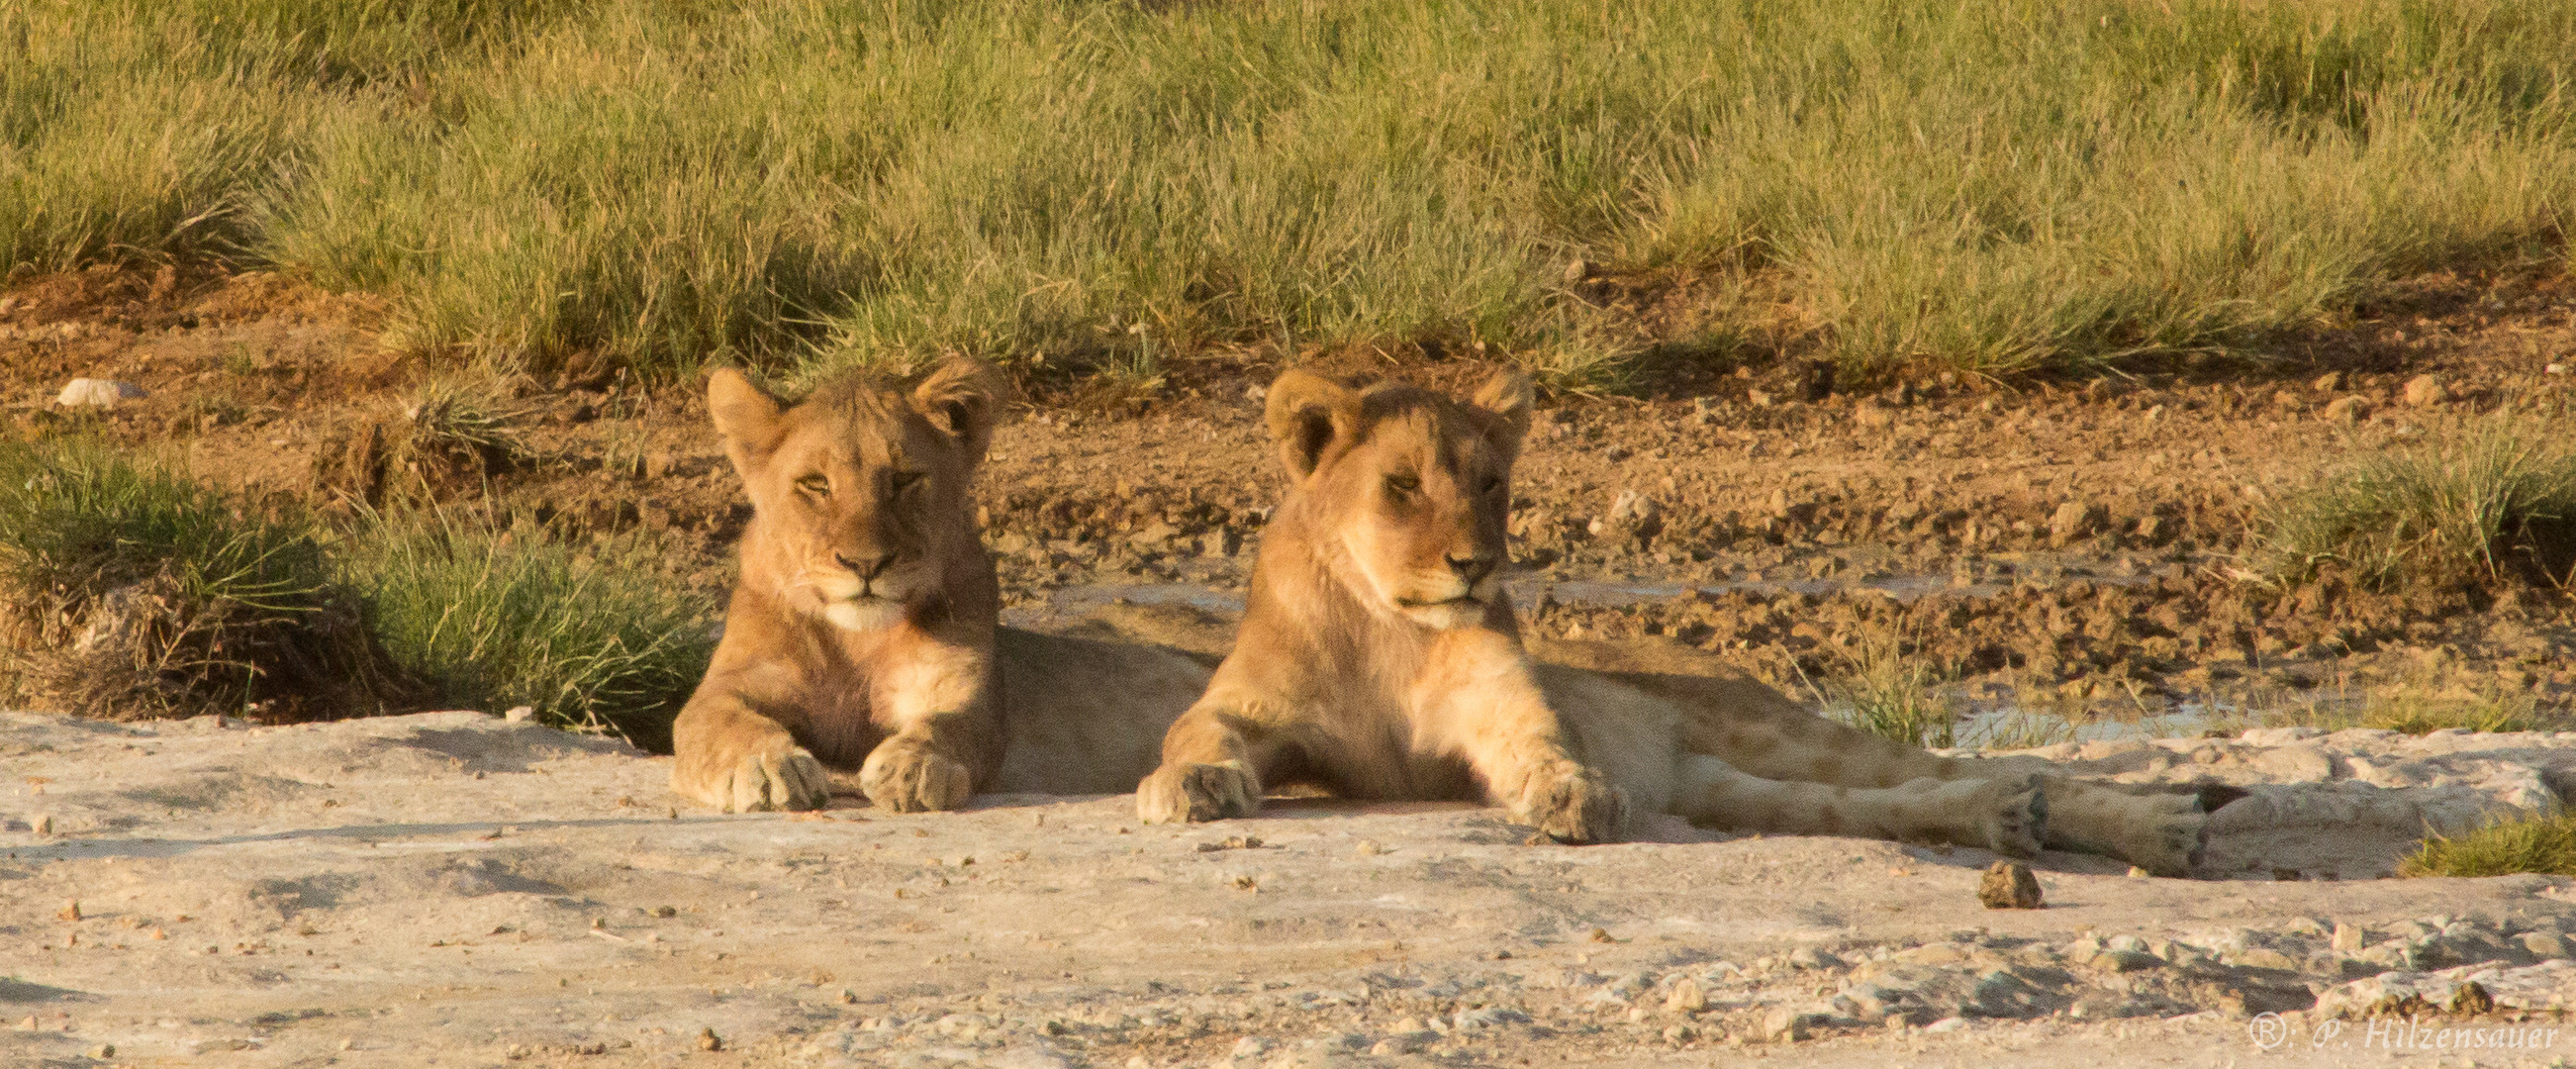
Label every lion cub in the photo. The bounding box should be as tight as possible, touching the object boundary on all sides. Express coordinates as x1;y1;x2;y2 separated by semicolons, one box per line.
1135;369;2208;875
671;361;1208;813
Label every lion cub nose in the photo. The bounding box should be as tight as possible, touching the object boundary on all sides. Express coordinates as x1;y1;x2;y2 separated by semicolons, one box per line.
1446;554;1497;585
834;550;900;579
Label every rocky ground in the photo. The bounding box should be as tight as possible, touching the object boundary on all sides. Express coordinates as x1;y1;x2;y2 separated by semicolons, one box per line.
11;708;2576;1068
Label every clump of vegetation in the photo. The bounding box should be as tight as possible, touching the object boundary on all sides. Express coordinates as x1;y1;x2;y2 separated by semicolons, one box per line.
319;377;537;507
12;0;2576;387
2263;419;2576;591
1821;634;1957;748
2401;813;2576;878
0;438;711;741
0;439;385;721
338;516;714;747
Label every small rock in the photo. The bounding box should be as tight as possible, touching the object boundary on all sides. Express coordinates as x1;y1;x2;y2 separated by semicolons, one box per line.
1786;946;1843;970
1563;259;1593;284
1977;861;2044;909
2048;502;2103;545
1761;1007;1812;1042
31;814;50;836
696;1027;722;1052
1354;839;1386;857
2402;373;2449;407
503;706;535;723
55;378;145;408
2312;370;2347;392
1923;1017;1968;1033
2547;362;2568;375
2322;395;2370;424
2229;947;2301;971
2524;931;2573;959
2333;923;2368;952
1228;1036;1273;1059
88;1044;114;1059
57;901;79;922
1747;388;1774;408
2087;949;2164;973
1665;977;1707;1014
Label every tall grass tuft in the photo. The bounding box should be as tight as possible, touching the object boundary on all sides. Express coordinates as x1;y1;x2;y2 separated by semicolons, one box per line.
2263;418;2576;591
339;517;715;746
1823;634;1957;748
2401;813;2576;878
12;0;2576;383
0;439;380;720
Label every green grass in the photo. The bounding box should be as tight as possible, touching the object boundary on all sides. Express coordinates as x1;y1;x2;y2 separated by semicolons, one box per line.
0;438;361;719
2263;418;2576;591
2402;812;2576;878
0;437;713;739
337;517;715;745
1822;633;1958;748
10;0;2576;385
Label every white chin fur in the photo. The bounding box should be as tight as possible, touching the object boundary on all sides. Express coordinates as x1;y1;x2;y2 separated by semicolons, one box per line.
822;599;907;632
1399;601;1482;631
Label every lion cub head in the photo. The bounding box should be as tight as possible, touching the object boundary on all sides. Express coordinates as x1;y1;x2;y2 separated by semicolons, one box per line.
709;360;1001;632
1263;368;1533;631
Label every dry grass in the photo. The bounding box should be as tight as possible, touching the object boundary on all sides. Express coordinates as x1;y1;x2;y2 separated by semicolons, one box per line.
2402;813;2576;878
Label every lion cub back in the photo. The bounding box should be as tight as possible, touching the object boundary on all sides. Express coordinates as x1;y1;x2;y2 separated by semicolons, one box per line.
991;628;1210;795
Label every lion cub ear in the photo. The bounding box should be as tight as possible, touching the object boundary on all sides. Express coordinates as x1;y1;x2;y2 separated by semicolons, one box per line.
1264;369;1362;482
910;357;1003;468
1468;368;1534;464
708;367;785;473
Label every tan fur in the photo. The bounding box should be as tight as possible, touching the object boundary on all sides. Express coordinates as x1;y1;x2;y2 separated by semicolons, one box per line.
672;361;1207;813
1137;369;2207;874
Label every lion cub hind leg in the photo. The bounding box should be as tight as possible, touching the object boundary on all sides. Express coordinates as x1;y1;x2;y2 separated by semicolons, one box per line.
2031;776;2208;876
1676;756;2046;858
671;727;831;813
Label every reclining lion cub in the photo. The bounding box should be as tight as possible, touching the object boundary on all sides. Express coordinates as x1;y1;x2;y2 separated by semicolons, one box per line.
670;360;1205;813
1135;368;2209;875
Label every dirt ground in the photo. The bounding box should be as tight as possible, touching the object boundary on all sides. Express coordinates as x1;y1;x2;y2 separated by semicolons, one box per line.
5;264;2571;729
5;265;2576;1066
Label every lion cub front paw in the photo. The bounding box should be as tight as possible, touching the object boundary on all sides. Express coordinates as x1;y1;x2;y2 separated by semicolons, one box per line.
1514;763;1629;844
858;737;974;813
1137;761;1261;825
674;732;829;813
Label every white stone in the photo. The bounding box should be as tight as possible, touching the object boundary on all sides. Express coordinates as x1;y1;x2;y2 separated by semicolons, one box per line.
55;378;144;407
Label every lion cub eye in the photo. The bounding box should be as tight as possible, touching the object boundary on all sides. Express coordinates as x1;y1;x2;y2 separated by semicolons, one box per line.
891;470;926;494
795;473;831;497
1383;473;1420;496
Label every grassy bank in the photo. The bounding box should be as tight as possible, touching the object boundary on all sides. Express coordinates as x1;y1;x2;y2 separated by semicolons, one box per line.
0;439;713;739
7;0;2576;387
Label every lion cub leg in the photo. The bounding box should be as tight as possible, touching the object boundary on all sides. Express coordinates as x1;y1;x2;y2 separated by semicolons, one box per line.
671;691;831;813
854;637;995;814
1136;697;1294;825
1675;755;2045;858
1706;710;2205;875
1416;634;1629;844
